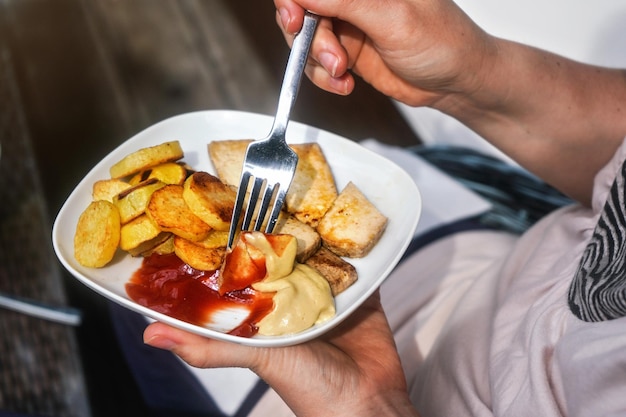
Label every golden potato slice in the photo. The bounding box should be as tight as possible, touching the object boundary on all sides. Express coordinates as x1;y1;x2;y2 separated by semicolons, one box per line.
74;200;121;268
173;236;226;271
126;231;173;257
182;171;236;231
120;214;162;252
145;184;212;241
194;230;229;249
128;162;188;186
109;141;184;179
114;178;166;224
317;182;388;258
92;179;131;202
141;234;175;256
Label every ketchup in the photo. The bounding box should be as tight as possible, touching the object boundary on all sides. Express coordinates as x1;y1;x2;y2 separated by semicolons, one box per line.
126;253;274;337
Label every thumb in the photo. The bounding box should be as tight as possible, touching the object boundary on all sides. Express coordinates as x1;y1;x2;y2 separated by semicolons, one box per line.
143;322;261;369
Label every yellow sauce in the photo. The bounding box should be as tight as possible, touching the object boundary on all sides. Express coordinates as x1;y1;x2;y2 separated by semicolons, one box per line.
244;232;335;335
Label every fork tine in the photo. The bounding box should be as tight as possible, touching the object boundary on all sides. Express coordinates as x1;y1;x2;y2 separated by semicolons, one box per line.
243;176;265;231
253;181;276;231
265;185;289;234
228;172;251;248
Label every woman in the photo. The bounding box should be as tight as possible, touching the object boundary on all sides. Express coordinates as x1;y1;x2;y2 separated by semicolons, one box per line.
144;1;626;415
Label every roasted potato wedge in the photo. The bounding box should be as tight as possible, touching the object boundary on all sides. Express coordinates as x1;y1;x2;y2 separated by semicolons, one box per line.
126;231;173;257
92;179;132;202
114;178;166;224
140;234;175;257
128;162;188;186
182;171;235;231
194;230;229;249
146;184;212;241
74;200;121;267
173;236;226;271
119;214;162;252
110;140;184;179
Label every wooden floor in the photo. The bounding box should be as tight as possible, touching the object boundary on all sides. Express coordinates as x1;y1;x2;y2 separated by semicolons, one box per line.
0;1;420;416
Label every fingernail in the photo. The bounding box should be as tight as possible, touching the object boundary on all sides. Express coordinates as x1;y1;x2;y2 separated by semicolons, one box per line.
279;7;291;31
329;77;350;95
319;52;339;77
145;334;177;351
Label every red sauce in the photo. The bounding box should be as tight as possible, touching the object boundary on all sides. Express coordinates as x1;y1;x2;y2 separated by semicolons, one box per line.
126;253;274;337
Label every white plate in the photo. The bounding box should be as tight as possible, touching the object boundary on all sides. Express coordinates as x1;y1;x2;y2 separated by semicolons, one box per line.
52;110;421;347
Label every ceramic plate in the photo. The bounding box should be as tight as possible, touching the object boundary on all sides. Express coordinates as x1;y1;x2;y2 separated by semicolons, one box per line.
52;110;421;347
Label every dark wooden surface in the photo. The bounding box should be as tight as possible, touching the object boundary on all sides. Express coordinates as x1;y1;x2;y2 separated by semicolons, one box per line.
0;1;420;416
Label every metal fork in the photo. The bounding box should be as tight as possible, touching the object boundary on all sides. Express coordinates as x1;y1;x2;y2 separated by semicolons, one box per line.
227;12;319;248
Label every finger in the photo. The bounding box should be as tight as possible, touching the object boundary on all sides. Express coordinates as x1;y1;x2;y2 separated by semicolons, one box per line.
305;62;355;95
144;322;262;369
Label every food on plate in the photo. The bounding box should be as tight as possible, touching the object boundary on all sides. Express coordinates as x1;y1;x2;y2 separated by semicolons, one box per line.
109;140;184;178
119;214;164;252
219;232;298;294
92;179;132;202
173;235;226;271
221;231;335;336
74;200;121;268
182;171;236;231
304;246;357;296
128;161;188;186
114;178;166;224
316;182;388;258
145;184;212;242
273;213;321;262
73;138;388;337
208;140;338;227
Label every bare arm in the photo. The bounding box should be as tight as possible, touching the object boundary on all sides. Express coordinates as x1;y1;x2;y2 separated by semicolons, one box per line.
440;39;626;204
275;0;626;204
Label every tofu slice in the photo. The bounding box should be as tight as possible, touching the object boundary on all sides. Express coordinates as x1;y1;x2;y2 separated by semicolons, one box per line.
316;182;388;258
208;139;337;227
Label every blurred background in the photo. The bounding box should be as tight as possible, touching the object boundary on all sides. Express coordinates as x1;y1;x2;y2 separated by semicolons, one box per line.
1;0;626;416
0;1;418;416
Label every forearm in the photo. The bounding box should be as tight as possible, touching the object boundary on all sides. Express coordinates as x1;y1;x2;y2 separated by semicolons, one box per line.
436;38;626;204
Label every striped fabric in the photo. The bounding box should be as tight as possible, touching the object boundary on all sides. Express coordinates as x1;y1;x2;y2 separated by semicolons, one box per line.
569;160;626;321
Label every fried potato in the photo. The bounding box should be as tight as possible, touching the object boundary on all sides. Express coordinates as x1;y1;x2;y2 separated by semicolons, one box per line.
141;234;175;257
119;214;162;252
114;178;166;224
92;179;132;202
182;171;236;231
208;140;337;227
128;162;188;186
110;140;184;179
146;184;212;241
74;200;121;267
127;231;172;257
194;230;229;249
317;182;388;258
173;236;226;271
305;247;357;296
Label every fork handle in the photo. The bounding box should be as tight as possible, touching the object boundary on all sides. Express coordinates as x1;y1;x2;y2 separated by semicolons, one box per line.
269;12;319;140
